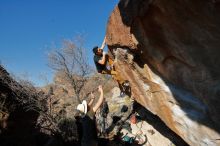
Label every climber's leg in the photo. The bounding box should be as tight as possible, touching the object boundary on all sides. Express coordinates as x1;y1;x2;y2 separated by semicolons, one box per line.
106;54;115;70
102;70;124;84
101;69;130;97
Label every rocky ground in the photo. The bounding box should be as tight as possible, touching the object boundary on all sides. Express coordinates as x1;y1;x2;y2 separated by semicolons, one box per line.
95;87;188;146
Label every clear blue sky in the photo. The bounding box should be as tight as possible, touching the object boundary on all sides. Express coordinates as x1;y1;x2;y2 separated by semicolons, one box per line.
0;0;118;86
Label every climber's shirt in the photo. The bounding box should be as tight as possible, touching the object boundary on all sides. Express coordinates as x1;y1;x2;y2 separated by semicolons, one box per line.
81;110;98;146
93;54;107;73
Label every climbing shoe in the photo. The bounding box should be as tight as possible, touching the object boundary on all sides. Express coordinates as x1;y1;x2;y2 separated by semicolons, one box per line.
122;80;130;87
120;91;126;97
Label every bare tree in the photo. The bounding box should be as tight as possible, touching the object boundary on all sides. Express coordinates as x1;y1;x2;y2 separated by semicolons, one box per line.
48;35;93;103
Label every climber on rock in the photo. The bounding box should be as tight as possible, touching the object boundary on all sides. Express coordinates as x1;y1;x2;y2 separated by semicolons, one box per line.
92;36;129;97
75;85;104;146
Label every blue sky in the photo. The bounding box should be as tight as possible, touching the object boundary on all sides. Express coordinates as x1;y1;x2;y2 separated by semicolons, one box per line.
0;0;118;86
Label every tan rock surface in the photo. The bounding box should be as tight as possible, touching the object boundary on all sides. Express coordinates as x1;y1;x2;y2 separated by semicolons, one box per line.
106;0;220;145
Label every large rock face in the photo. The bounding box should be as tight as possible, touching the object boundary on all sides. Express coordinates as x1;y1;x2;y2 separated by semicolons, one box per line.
106;0;220;145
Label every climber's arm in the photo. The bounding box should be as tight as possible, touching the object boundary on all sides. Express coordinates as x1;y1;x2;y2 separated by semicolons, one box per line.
88;92;95;107
98;52;106;65
100;36;106;50
92;85;104;113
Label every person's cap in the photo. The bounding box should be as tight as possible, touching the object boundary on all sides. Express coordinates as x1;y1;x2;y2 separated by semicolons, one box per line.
76;100;87;114
93;46;99;54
